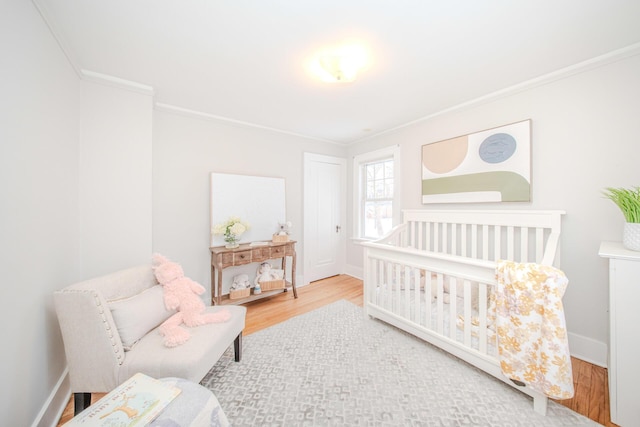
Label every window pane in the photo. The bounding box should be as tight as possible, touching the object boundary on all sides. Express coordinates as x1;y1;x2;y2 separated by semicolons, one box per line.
366;164;375;181
384;161;393;178
374;162;384;180
385;180;394;198
375;181;384;198
364;200;393;238
366;181;375;199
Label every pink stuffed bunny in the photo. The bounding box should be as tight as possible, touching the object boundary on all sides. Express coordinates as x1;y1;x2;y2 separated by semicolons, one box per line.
152;254;230;347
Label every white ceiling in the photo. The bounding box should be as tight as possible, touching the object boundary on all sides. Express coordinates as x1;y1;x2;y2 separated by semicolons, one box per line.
35;0;640;144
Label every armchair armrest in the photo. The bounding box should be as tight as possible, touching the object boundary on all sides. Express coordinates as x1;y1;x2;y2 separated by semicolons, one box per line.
54;289;125;392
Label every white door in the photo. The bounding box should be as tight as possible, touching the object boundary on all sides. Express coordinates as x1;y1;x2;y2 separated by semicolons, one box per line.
303;153;346;283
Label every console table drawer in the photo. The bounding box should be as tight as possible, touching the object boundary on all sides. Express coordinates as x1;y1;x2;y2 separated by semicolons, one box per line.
233;250;252;265
252;248;271;262
219;253;234;268
270;246;285;257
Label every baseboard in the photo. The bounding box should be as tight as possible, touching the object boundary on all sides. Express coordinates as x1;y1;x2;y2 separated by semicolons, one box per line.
32;368;70;427
568;332;608;368
343;264;363;280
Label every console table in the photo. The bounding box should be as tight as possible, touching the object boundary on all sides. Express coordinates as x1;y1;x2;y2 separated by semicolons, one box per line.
210;240;297;305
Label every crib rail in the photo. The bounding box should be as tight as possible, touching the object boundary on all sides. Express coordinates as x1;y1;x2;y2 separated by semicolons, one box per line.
375;209;564;266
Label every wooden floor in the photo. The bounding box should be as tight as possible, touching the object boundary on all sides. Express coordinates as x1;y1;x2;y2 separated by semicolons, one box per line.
57;275;616;426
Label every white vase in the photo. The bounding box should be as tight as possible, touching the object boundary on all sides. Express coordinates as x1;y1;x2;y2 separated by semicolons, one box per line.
623;222;640;251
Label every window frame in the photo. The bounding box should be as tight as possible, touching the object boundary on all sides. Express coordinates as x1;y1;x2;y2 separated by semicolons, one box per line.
352;145;401;241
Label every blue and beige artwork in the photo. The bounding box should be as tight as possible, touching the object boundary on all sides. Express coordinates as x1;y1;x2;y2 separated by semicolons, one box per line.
422;120;531;203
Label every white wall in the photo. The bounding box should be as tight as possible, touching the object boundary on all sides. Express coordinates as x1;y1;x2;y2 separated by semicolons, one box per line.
347;53;640;365
0;1;80;426
79;81;153;278
152;110;347;299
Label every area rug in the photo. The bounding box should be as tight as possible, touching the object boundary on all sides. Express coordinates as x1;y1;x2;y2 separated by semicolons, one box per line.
201;300;599;426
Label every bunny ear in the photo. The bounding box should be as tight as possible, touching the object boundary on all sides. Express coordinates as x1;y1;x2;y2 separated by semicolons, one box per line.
152;253;170;267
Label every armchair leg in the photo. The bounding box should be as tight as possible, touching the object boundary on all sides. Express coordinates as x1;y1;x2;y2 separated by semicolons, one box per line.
234;332;242;362
74;392;91;415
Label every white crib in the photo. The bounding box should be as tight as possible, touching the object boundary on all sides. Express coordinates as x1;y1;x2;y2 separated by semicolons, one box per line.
362;209;565;415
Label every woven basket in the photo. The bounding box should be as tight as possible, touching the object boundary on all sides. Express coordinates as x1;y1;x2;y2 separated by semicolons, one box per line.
229;288;250;300
272;234;289;243
259;279;286;291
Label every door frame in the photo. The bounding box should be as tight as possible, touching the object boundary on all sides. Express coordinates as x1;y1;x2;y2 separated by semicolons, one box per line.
303;152;347;285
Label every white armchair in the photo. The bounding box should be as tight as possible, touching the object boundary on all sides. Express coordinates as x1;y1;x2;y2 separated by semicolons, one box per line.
54;264;245;415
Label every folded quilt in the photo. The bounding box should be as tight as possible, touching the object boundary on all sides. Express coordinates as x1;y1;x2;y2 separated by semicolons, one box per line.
495;260;574;399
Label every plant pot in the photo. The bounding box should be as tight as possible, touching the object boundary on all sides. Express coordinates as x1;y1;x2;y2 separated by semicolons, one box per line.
623;222;640;251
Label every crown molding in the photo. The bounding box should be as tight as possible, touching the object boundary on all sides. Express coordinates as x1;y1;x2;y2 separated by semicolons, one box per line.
154;102;343;145
31;0;81;77
80;70;155;96
349;41;640;146
32;0;155;96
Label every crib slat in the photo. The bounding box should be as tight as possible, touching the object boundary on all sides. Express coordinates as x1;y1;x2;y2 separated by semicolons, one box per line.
451;224;457;256
482;225;489;260
378;260;383;307
423;222;432;251
442;223;448;254
536;227;544;263
404;266;411;319
507;226;514;260
370;258;377;306
395;263;401;313
463;280;472;347
385;261;392;310
413;268;421;324
494;226;501;260
425;270;433;329
449;277;457;341
479;283;488;355
436;273;444;334
471;225;478;259
461;224;467;258
520;227;528;262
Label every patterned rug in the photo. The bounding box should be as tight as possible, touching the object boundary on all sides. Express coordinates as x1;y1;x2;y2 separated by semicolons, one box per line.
201;300;599;426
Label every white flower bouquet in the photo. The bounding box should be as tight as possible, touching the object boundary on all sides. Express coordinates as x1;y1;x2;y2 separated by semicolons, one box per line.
212;216;250;248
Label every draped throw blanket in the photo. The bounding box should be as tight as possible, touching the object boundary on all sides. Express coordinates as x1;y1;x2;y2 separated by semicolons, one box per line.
495;260;574;400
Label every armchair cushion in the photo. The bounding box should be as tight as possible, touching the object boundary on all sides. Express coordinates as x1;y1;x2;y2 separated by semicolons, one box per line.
108;285;175;350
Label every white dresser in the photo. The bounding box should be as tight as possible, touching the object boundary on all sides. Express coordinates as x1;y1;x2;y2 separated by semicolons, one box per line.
599;241;640;426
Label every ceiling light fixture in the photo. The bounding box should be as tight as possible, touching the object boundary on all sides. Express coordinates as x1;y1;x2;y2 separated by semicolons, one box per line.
312;44;368;83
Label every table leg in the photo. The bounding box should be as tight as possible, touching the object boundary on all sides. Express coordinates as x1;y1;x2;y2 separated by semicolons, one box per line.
291;251;297;298
217;267;223;305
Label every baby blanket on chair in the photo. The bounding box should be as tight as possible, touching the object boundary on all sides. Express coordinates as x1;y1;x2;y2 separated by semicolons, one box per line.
495;260;574;399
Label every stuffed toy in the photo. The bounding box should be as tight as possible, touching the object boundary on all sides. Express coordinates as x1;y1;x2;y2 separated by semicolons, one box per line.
254;262;284;286
152;254;230;347
230;274;251;291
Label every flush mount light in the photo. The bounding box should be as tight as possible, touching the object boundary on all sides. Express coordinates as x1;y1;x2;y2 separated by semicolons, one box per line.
311;44;369;83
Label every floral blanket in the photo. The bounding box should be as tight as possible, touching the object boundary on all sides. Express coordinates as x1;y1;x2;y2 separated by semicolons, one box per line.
494;260;574;399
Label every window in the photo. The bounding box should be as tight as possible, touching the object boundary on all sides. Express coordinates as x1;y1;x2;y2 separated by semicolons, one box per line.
353;145;400;240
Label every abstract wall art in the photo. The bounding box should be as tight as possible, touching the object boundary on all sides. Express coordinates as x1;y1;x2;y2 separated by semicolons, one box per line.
421;120;531;203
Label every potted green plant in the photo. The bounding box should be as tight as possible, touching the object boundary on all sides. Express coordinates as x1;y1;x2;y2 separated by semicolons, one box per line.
603;186;640;251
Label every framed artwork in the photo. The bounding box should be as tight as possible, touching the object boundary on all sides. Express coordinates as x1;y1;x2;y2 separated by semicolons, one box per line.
421;120;531;203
